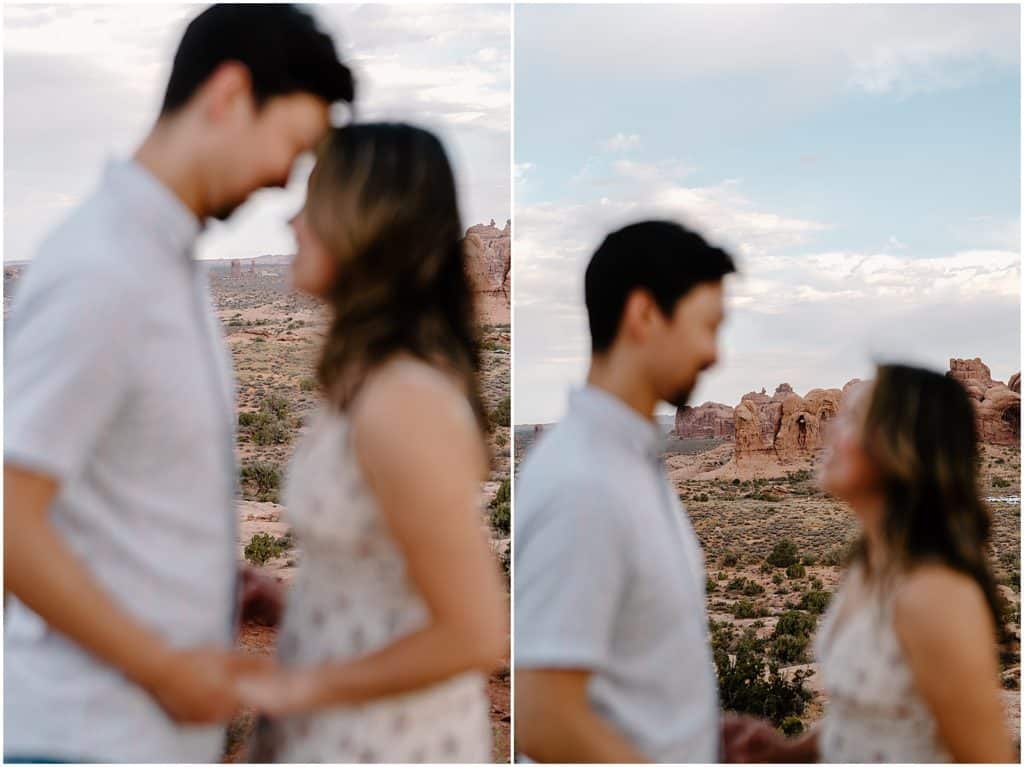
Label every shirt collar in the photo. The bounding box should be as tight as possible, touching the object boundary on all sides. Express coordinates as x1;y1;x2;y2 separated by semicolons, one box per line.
102;157;202;263
568;384;666;461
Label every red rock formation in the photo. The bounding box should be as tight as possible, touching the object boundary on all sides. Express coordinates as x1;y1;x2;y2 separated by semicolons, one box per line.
464;219;511;296
732;384;842;464
948;358;1019;445
948;357;998;401
675;402;735;439
229;259;242;279
683;359;1017;470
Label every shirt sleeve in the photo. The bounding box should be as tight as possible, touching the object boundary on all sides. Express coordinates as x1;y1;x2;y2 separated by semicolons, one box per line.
4;264;140;485
514;478;630;672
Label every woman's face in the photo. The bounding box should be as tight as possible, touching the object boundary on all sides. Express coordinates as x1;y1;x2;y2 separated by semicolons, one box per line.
818;382;882;506
289;205;338;298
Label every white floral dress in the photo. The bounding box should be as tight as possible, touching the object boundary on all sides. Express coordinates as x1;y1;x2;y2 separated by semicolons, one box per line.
252;405;492;763
814;569;951;763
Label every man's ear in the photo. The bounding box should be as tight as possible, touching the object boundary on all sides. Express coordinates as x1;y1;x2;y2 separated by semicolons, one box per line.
620;288;657;346
198;61;254;124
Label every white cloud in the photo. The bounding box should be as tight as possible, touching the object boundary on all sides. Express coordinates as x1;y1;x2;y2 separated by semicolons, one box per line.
600;133;641;152
518;4;1018;98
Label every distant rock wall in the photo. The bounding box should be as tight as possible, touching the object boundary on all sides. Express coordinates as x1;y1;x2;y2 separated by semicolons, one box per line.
675;402;735;439
947;357;1020;446
676;357;1019;465
464;219;511;296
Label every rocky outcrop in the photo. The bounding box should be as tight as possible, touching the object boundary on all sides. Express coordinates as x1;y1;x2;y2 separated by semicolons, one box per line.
675;401;735;439
733;384;843;464
947;358;1019;446
464;219;511;296
948;357;998;401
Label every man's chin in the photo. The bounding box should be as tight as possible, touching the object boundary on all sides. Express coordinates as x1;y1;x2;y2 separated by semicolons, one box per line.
666;388;693;410
211;203;241;222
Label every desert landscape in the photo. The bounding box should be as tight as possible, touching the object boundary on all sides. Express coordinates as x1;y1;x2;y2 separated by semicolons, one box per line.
516;357;1020;746
4;219;512;762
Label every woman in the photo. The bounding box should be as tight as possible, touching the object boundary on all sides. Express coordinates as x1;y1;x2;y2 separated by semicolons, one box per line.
729;364;1015;763
237;123;509;762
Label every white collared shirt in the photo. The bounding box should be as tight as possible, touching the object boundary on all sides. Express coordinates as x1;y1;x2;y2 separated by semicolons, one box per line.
4;159;239;762
515;385;720;762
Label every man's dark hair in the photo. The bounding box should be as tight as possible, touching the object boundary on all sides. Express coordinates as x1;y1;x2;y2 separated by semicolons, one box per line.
584;220;737;353
160;4;355;116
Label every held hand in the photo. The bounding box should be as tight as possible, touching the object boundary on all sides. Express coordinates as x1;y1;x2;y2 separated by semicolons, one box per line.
236;665;327;717
722;713;789;763
143;647;251;724
240;566;285;627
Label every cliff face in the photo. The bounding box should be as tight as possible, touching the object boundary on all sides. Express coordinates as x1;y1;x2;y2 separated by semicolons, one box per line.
464;219;511;295
675;402;735;439
947;357;1020;446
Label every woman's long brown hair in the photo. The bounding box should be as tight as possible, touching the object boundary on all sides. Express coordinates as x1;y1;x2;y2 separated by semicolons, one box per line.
855;364;1005;637
305;123;486;433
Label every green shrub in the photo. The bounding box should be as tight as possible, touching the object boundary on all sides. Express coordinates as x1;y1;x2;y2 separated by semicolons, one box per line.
298;376;316;392
743;580;766;597
727;577;747;593
799;590;830;615
488;478;511;535
770;632;809;664
733;599;766;619
489;395;511;429
712;625;813;725
722;551;740;567
490;502;510;535
781;716;805;736
241;461;281;497
786;563;806;579
251;416;289;446
767;539;799;568
244;532;292;566
993;477;1011;488
774;610;817;639
238;411;259;427
772;572;784;586
260;394;290;420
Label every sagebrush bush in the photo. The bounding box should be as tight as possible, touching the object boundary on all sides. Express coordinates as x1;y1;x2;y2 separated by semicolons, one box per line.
770;632;809;664
774;610;817;639
767;539;799;568
489;395;511;430
244;532;292;566
786;563;807;579
241;461;280;497
712;623;813;725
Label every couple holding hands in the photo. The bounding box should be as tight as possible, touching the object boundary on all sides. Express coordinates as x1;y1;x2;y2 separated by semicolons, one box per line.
5;5;507;763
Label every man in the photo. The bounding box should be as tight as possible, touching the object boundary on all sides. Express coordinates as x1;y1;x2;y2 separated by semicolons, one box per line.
4;5;353;762
514;220;736;762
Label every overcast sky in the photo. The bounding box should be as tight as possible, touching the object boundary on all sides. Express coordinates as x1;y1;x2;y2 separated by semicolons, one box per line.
4;3;510;263
515;3;1021;424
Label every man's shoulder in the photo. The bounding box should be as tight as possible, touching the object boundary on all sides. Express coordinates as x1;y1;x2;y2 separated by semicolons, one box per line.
516;420;633;528
25;194;152;296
